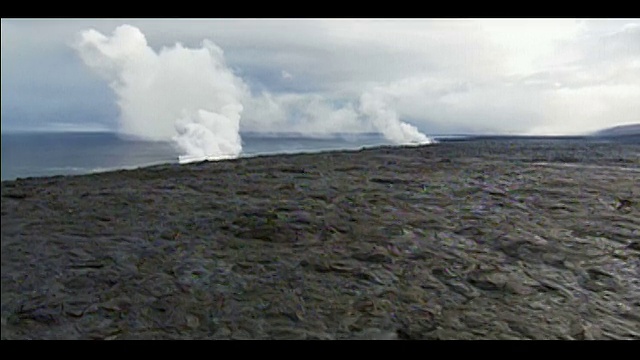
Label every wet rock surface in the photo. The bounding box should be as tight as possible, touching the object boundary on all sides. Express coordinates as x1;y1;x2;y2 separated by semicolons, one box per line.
2;139;639;339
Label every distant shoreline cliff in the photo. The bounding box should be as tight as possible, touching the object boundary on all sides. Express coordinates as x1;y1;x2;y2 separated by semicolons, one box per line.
593;124;640;137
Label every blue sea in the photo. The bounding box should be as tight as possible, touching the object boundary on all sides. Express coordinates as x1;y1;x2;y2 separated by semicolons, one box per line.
1;131;406;181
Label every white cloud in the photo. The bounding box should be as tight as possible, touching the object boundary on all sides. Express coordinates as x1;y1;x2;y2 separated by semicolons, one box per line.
242;92;371;135
2;18;639;137
74;24;248;161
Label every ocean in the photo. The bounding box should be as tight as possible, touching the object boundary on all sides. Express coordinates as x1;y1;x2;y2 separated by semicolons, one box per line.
0;131;402;181
3;131;637;182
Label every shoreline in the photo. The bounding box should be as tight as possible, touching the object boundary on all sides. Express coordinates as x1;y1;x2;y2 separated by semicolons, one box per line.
3;134;637;183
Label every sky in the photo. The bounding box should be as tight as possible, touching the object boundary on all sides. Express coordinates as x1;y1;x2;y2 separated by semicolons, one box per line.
2;18;639;142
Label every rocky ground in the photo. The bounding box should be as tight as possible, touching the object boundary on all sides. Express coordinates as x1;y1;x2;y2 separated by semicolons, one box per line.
1;139;639;339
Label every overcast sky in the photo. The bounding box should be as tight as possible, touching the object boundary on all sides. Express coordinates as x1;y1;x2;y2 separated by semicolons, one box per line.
2;18;639;137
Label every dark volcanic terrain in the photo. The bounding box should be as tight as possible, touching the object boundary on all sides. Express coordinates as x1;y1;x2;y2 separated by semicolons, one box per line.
1;139;639;339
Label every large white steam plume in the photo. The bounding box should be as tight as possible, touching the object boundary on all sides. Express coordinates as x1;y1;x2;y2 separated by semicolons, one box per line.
74;24;247;163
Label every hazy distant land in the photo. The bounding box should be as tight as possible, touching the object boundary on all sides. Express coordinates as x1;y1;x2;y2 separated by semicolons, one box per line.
593;123;640;138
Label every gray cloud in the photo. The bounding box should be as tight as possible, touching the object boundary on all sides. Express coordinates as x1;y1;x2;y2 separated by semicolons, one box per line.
2;18;639;137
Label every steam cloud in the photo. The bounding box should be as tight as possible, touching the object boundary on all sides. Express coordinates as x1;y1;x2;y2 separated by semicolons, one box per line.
360;89;433;145
74;25;247;163
74;25;433;162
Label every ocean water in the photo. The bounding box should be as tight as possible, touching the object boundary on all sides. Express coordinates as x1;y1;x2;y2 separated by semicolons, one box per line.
1;131;400;181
